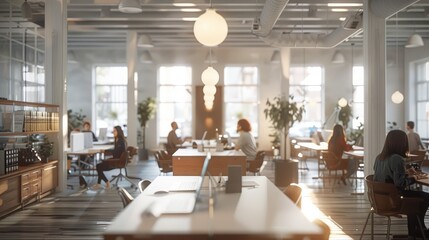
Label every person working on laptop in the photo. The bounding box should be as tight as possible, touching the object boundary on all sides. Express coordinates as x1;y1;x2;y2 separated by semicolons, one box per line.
166;121;189;155
92;125;127;190
82;121;98;142
235;119;257;161
328;124;356;185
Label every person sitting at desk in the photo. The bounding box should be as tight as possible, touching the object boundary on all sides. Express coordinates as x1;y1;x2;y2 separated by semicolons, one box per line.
328;124;356;185
166;121;187;155
82;121;98;142
92;125;126;190
406;121;425;152
374;130;429;238
235;118;257;161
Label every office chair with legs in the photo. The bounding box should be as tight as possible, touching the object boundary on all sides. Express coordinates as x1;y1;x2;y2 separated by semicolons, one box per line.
110;146;142;182
107;151;137;189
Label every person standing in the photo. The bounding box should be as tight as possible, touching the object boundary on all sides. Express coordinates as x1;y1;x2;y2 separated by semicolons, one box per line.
374;130;429;238
92;126;127;190
406;121;425;152
235;118;257;161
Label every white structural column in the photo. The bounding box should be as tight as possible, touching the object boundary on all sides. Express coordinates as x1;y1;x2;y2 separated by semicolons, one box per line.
280;48;291;159
363;1;387;176
126;32;138;148
45;0;68;192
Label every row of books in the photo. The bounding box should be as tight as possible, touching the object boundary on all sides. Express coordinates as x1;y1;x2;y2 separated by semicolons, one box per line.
1;111;59;133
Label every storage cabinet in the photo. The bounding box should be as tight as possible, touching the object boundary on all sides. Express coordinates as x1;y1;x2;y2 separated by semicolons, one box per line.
0;161;58;217
0;100;59;218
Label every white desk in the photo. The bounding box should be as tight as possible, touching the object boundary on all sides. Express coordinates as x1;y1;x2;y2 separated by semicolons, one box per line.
104;176;322;239
65;144;113;176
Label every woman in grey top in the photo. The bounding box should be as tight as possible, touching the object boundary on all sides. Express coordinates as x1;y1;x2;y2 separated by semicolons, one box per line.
235;119;257;161
374;130;429;238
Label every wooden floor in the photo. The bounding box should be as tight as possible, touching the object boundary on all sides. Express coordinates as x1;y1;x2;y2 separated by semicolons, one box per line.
0;154;425;239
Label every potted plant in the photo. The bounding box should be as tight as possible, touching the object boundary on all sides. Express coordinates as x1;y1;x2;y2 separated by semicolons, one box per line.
67;109;86;142
338;104;352;129
264;95;305;159
137;97;156;160
30;134;54;163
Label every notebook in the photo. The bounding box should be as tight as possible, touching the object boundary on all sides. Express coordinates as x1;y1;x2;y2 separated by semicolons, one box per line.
151;152;212;215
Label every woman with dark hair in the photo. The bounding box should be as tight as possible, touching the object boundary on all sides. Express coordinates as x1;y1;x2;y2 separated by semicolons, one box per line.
235;119;257;161
328;124;356;185
92;126;127;190
374;130;429;237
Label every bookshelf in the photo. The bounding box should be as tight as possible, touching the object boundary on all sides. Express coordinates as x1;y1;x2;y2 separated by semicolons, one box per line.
0;100;59;217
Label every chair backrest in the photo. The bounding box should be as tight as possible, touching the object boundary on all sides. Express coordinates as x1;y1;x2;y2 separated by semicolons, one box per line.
320;151;341;170
138;179;152;193
127;146;137;160
154;151;162;168
365;175;402;214
117;151;129;168
283;183;302;208
248;151;266;172
159;150;172;160
157;150;173;173
312;218;330;240
117;187;134;208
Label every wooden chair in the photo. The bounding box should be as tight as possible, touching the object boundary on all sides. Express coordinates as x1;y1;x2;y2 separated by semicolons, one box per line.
106;151;137;189
247;151;266;176
154;150;173;175
117;187;134;208
359;175;426;240
138;179;152;193
283;183;302;209
320;151;347;191
409;150;427;169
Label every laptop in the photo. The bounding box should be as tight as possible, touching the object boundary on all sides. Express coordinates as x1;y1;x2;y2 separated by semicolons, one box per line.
151;152;212;215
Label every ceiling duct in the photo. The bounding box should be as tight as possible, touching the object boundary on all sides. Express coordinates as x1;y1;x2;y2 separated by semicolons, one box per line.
252;0;418;48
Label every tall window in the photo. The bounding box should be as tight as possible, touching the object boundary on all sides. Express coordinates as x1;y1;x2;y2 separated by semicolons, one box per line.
352;66;364;129
94;66;128;133
158;66;192;138
289;66;323;137
224;66;259;137
416;61;429;138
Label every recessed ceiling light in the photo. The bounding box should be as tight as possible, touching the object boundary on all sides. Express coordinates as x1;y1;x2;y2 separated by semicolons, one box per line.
339;17;346;21
328;3;362;7
173;3;196;7
331;8;348;12
180;8;202;12
182;17;197;21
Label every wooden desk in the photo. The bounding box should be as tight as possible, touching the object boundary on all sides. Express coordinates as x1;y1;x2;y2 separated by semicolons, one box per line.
104;176;323;240
172;148;246;176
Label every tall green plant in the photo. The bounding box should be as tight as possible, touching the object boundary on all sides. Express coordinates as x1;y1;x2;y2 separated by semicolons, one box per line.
264;95;305;158
138;97;156;150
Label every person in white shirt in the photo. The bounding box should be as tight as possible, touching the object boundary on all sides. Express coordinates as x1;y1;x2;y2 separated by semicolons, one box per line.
235;118;257;161
406;121;425;152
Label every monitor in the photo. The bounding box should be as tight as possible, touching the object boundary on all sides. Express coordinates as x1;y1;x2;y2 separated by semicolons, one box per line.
70;132;85;152
83;132;93;149
98;128;107;142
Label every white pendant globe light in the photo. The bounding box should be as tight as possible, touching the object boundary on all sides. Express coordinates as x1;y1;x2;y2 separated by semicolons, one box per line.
204;95;215;102
203;85;217;96
391;91;404;104
193;8;228;47
201;66;219;85
205;102;214;110
337;97;348;107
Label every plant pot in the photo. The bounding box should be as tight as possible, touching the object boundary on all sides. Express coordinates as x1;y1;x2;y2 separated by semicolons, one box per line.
138;148;148;161
274;159;298;187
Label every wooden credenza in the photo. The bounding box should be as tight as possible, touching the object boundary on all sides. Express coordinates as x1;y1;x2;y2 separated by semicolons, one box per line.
172;148;246;176
0;160;58;218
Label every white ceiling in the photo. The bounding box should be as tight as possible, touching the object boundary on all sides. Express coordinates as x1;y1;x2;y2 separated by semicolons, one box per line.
1;0;429;50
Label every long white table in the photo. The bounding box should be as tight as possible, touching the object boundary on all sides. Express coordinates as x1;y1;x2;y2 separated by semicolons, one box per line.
104;176;323;239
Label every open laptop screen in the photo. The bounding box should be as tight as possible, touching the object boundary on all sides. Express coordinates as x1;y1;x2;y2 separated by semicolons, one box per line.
195;152;211;199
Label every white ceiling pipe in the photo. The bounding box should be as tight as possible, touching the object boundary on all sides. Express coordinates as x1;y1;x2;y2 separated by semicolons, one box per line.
254;0;290;37
370;0;420;18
